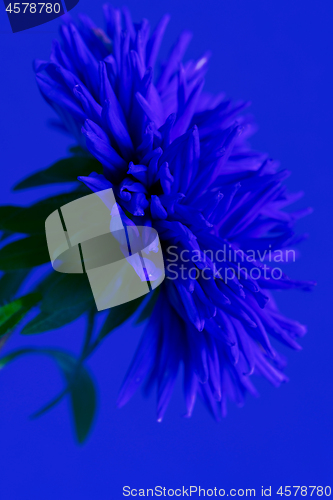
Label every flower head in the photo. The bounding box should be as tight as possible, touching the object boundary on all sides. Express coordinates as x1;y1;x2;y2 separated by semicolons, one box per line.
35;5;314;421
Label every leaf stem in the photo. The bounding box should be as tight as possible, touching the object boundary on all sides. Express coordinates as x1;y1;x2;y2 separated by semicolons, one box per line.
80;309;96;361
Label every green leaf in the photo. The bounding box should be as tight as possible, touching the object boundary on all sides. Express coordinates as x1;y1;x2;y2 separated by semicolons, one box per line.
43;350;97;443
0;207;21;232
68;146;89;156
0;269;30;303
13;156;103;191
21;309;84;335
0;189;89;235
136;288;160;324
0;231;10;243
42;273;93;312
0;348;97;443
64;364;97;444
0;235;50;270
21;274;95;334
98;294;146;341
0;293;41;337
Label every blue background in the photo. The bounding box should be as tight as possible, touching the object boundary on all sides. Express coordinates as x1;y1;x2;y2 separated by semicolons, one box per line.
0;0;332;497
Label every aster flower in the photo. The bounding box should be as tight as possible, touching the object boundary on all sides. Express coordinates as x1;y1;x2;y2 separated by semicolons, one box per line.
32;5;315;422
